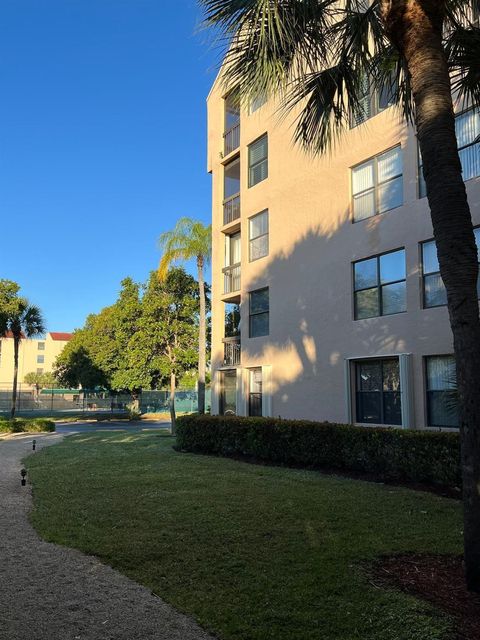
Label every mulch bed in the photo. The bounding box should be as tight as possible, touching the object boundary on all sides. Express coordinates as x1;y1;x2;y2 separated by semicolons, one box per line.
372;555;480;639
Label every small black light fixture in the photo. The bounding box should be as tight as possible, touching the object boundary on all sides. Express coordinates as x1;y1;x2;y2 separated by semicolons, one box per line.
20;469;27;486
32;439;36;451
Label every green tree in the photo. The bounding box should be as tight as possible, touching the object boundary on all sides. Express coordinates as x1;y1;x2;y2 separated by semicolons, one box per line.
158;217;212;414
199;0;480;589
24;371;58;399
0;280;45;418
128;269;199;433
54;340;108;390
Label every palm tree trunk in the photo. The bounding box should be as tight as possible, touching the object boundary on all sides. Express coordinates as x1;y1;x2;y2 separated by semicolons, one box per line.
383;0;480;592
11;337;20;419
170;371;176;436
197;256;206;414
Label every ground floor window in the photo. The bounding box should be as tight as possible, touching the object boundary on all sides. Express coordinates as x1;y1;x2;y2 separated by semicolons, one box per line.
220;370;237;415
248;368;262;417
355;358;401;425
425;356;458;428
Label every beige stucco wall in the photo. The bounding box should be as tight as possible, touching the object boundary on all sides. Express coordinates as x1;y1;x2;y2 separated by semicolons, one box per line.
0;333;70;386
208;74;480;429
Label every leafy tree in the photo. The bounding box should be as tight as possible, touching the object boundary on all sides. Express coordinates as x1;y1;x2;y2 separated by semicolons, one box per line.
54;339;109;390
127;268;199;433
199;0;480;589
24;371;58;398
158;217;212;414
0;280;45;418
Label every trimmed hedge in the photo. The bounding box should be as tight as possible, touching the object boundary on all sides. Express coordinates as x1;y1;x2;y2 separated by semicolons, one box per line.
0;418;56;434
176;415;461;488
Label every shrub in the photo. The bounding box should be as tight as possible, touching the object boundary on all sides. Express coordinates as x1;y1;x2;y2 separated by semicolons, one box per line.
176;415;461;488
0;417;55;434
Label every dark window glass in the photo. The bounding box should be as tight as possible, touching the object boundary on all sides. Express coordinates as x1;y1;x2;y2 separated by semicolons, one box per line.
220;370;237;415
248;135;268;187
248;368;262;416
354;249;406;319
422;231;480;308
224;303;240;338
356;359;401;425
249;288;269;337
426;356;458;428
224;158;240;199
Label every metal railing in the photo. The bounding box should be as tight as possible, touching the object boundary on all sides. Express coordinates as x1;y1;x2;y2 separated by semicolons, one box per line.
223;337;241;366
224;122;240;155
223;263;241;294
223;193;240;225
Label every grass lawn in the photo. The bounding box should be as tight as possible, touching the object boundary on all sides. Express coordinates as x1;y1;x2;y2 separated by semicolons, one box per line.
25;433;463;640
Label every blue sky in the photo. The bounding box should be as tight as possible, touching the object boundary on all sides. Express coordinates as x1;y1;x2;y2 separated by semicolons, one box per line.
0;0;220;331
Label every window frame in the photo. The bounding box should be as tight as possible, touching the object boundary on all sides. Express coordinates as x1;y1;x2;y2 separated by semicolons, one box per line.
424;355;459;428
249;287;269;338
418;107;480;198
351;145;403;222
349;75;397;129
249;210;269;262
248;367;263;416
353;248;407;320
37;354;45;364
354;358;402;426
421;228;480;309
248;134;268;188
37;342;45;351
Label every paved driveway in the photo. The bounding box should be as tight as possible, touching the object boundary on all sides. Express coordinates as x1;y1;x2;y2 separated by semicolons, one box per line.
0;433;214;640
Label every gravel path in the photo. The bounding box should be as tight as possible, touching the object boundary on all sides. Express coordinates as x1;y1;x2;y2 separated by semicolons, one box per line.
0;434;215;640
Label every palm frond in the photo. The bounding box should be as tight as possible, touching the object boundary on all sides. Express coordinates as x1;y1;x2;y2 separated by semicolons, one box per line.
446;25;480;107
158;217;212;281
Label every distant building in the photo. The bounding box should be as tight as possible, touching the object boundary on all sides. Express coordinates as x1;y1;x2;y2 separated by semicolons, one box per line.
0;332;72;384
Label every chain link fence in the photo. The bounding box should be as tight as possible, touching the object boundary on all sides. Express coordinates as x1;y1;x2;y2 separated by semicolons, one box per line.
0;384;210;417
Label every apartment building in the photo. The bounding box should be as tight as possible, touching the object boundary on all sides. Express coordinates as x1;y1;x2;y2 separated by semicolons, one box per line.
0;332;72;385
207;67;480;430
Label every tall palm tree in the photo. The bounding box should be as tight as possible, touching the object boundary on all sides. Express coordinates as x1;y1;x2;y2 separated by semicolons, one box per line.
158;217;212;414
2;300;46;418
199;0;480;590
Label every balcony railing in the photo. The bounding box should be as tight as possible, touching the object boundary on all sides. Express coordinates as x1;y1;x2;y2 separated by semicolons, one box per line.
223;193;240;225
223;263;241;295
224;122;240;156
223;337;241;366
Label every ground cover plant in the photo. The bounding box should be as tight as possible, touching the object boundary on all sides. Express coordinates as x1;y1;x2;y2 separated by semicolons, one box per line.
25;432;463;640
0;417;55;433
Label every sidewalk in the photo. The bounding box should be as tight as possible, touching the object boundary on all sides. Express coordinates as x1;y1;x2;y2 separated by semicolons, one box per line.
0;434;214;640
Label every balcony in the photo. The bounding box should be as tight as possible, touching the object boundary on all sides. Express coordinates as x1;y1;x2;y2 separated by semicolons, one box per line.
224;122;240;156
223;263;241;295
223;193;240;226
223;336;241;366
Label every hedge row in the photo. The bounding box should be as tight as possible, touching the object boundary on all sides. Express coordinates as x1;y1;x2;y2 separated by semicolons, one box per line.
176;415;461;488
0;418;56;434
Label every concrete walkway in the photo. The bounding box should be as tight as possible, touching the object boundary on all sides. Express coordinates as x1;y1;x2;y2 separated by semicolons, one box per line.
0;434;214;640
55;420;171;434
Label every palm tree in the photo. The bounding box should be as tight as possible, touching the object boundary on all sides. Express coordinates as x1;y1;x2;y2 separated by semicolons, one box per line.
199;0;480;590
2;300;46;418
158;218;212;414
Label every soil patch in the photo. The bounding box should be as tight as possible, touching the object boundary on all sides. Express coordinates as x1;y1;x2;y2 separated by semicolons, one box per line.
373;555;480;640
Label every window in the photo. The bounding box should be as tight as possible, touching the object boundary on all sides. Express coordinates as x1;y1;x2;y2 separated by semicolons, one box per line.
225;303;240;338
37;368;44;375
224;90;240;155
248;368;263;416
37;342;45;351
425;356;458;428
223;233;241;294
353;249;406;319
249;210;269;261
220;370;237;415
419;109;480;197
350;74;397;128
224;158;240;224
422;230;480;308
248;135;268;187
355;359;402;425
37;355;45;364
352;147;403;221
250;92;267;114
249;287;269;337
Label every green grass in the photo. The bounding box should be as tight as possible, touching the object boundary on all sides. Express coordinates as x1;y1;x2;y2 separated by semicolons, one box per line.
25;433;463;640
